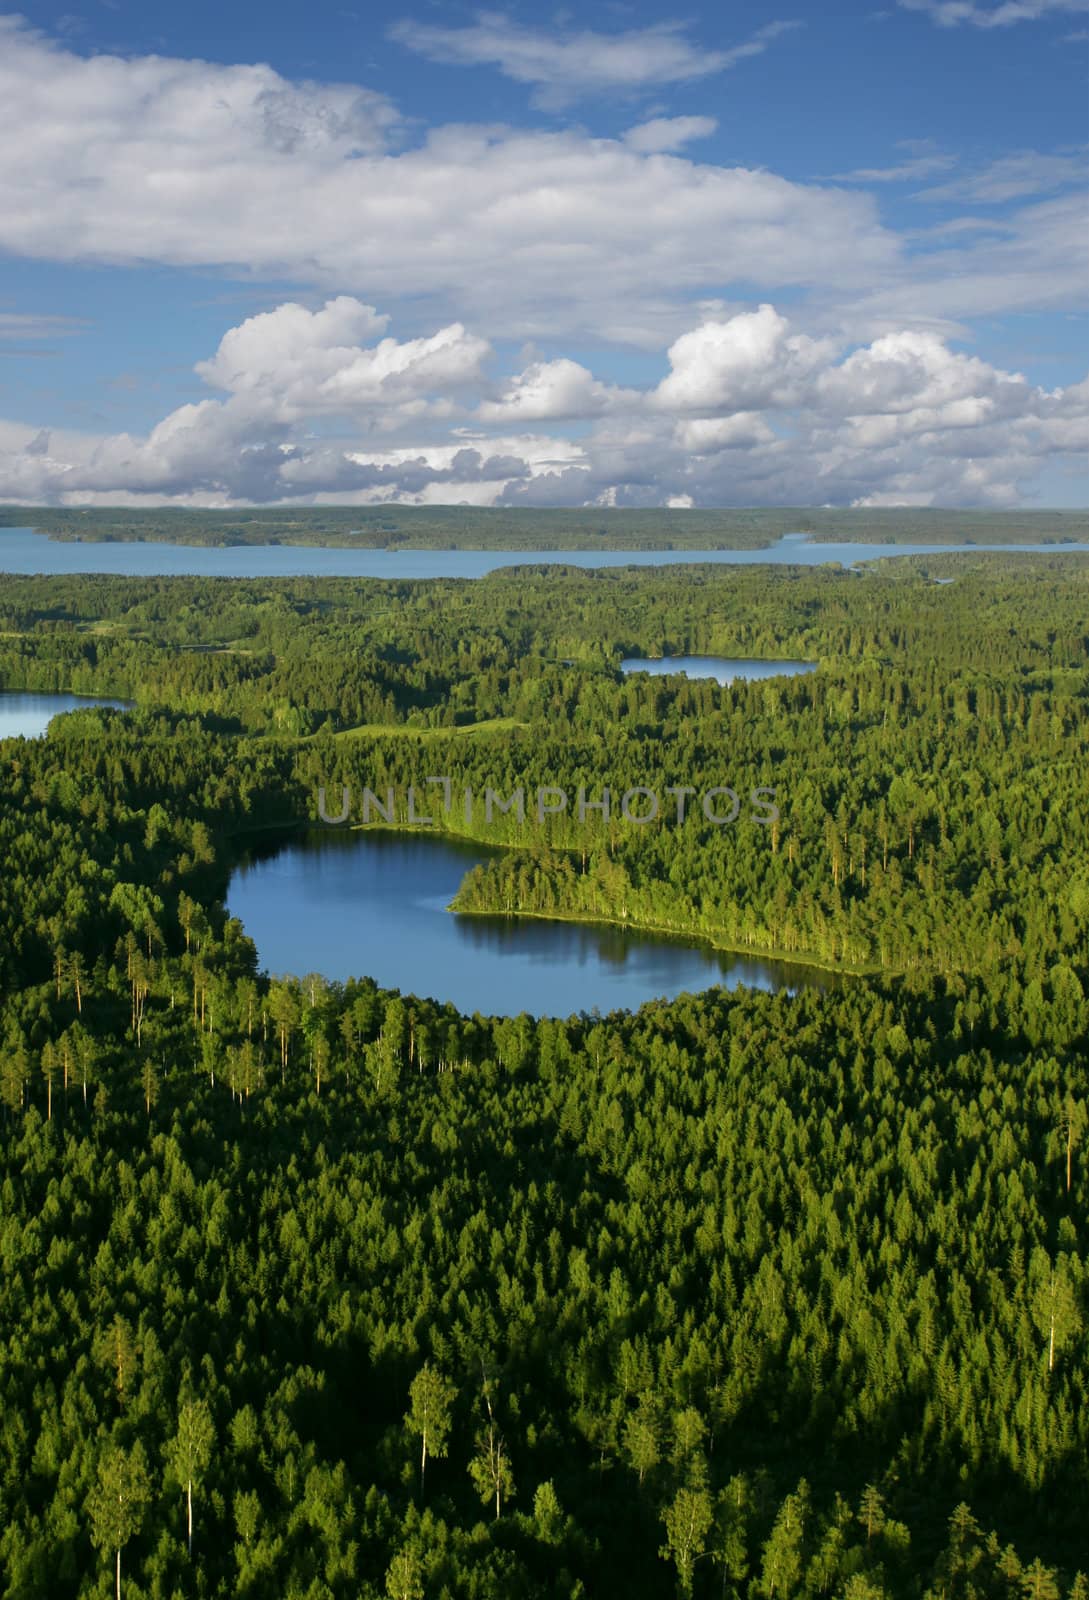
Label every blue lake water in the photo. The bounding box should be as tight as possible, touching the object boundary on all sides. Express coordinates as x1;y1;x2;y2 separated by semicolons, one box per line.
227;828;832;1018
0;691;133;738
2;527;1087;577
621;655;816;684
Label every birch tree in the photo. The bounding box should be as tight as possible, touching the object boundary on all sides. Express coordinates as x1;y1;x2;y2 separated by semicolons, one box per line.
167;1397;215;1558
405;1363;455;1499
87;1441;150;1600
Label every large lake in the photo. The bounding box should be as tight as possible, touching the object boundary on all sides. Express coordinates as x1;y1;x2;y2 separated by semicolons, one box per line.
0;691;132;739
622;655;816;684
227;828;832;1018
3;527;1087;577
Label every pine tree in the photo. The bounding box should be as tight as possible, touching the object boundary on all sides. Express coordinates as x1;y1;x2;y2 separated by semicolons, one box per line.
96;1315;137;1406
623;1402;660;1486
1031;1255;1081;1374
386;1549;424;1600
40;1040;56;1121
141;1056;159;1117
0;1035;28;1115
533;1480;563;1544
1021;1559;1061;1600
859;1483;887;1541
759;1481;810;1598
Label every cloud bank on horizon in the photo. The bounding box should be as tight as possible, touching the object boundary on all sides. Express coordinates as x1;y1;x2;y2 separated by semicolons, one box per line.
0;8;1085;509
6;296;1085;510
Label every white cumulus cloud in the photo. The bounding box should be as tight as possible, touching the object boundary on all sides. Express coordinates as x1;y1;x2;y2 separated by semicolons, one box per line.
0;297;1084;512
654;306;834;413
196;299;490;421
0;19;899;345
816;329;1028;417
478;359;625;423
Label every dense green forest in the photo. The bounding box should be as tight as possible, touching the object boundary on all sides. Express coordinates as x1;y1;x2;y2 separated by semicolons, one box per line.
2;504;1086;550
0;553;1086;1596
2;556;1088;976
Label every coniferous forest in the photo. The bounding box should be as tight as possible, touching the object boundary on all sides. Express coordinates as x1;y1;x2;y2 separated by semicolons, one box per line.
3;504;1086;550
0;552;1086;1598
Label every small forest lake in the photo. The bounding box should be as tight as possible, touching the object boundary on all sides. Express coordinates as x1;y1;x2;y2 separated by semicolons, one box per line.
621;655;816;684
227;828;835;1017
0;691;132;738
4;526;1088;577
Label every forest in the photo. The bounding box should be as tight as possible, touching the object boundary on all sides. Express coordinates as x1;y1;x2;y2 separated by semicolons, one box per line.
1;505;1086;550
0;550;1086;1597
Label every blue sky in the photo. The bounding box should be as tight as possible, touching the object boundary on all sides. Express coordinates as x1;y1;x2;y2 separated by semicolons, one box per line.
0;0;1085;508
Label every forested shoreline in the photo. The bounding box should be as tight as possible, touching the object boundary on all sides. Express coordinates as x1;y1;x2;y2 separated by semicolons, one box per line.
2;505;1086;550
0;555;1086;1596
2;557;1087;977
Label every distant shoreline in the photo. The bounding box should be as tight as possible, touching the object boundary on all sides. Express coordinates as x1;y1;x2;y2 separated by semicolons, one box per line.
2;503;1086;553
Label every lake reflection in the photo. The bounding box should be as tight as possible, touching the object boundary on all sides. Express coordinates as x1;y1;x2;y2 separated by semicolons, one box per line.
621;655;816;685
0;691;132;739
227;828;833;1017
